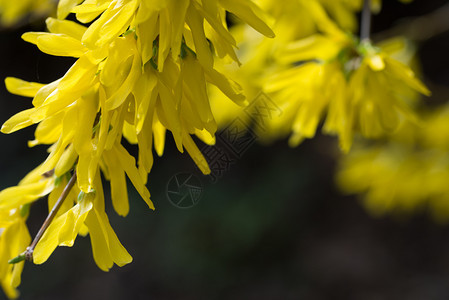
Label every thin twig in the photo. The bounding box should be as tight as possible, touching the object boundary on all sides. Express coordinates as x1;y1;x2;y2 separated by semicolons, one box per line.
360;0;372;41
373;2;449;43
25;172;77;261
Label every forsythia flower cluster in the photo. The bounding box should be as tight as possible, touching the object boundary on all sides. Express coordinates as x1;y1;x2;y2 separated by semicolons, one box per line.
0;0;274;297
0;0;435;298
210;0;426;152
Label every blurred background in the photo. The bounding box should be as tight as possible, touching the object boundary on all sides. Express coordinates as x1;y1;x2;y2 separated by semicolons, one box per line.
1;1;449;299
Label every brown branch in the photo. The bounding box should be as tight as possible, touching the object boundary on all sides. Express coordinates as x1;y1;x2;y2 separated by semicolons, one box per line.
25;171;77;261
360;0;372;41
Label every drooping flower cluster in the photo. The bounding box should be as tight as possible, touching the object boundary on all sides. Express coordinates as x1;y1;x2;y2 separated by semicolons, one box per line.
0;0;440;298
210;0;426;152
265;33;430;151
0;0;273;297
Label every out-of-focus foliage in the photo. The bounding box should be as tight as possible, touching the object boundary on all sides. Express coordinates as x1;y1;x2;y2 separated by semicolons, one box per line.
210;0;427;152
337;105;449;223
0;0;54;26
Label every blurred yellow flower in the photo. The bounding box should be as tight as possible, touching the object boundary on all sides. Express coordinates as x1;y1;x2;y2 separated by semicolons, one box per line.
210;0;346;129
210;0;421;151
0;0;53;26
337;105;449;223
264;30;429;151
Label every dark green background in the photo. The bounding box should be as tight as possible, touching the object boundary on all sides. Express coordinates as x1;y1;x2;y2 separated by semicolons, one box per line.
1;1;449;299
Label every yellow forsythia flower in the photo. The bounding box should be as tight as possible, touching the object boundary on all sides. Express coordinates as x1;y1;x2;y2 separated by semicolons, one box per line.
261;6;429;152
0;0;274;297
211;0;421;152
32;172;132;271
210;0;344;127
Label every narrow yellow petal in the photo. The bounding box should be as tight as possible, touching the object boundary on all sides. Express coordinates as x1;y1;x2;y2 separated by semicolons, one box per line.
103;149;129;217
5;77;44;98
46;17;87;40
57;0;83;19
182;131;210;175
85;207;132;271
114;144;154;210
1;108;36;134
219;0;274;38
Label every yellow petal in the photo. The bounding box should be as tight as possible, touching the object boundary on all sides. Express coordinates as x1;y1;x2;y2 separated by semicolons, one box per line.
82;0;138;49
186;3;214;68
85;207;132;271
1;108;36;134
55;144;78;177
22;32;87;57
5;77;45;98
57;0;83;19
114;144;154;210
103;149;129;217
219;0;274;38
33;197;93;264
46;17;87;40
182;131;210;175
